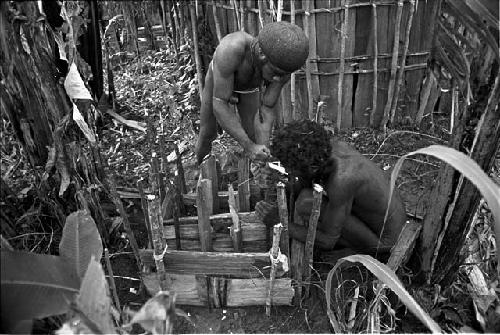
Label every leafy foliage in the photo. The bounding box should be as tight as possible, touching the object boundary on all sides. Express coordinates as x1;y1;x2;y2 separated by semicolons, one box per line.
59;210;103;278
1;249;80;333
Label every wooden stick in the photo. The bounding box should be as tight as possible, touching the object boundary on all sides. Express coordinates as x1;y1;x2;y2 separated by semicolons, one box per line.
290;207;305;304
197;179;213;251
381;0;403;131
189;1;204;101
231;0;241;30
276;182;290;259
147;194;169;291
237;156;250;212
386;220;422;271
276;0;283;21
303;0;314;120
303;184;323;298
416;69;438;127
240;0;246;31
228;184;242;252
108;175;143;271
137;179;153;248
173;143;187;194
266;223;283;316
308;0;320;121
257;0;265;28
104;248;121;312
212;0;222;42
201;155;220;214
337;0;350;130
370;1;378;127
389;0;415;124
290;0;297;120
208;0;416;14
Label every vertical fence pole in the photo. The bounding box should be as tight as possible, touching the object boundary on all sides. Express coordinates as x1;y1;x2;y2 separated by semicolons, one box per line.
266;223;283;316
381;0;404;131
201;154;220;214
189;0;204;101
390;0;416;124
370;1;378;127
337;0;350;130
290;0;297;120
197;178;213;252
228;184;242;252
237;156;250;212
212;1;222;42
303;184;323;298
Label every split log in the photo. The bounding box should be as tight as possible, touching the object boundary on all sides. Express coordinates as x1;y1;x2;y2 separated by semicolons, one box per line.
386;220;422;271
143;273;293;307
139;249;288;279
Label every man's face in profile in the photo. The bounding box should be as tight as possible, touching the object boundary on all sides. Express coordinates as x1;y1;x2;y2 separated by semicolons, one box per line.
261;60;289;83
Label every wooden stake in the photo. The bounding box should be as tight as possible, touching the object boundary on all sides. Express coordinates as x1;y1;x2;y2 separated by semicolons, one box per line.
189;1;204;101
337;0;350;130
266;223;283;316
290;207;305;304
104;248;121;313
228;184;242;252
290;0;297;120
240;0;246;31
276;0;283;21
212;0;222;42
231;0;241;30
276;182;290;259
303;184;323;298
174;143;187;194
416;69;438;127
197;179;213;251
201;155;220;214
381;0;403;131
108;175;143;271
303;0;313;120
237;156;250;212
390;0;415;124
370;1;378;127
147;194;169;291
137;178;153;249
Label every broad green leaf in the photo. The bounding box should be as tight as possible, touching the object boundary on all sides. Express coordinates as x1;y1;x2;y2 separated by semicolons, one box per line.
1;250;80;333
76;257;115;334
59;210;103;278
326;254;442;333
386;145;500;266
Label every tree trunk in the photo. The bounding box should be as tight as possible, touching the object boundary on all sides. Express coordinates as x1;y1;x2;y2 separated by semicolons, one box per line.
431;71;500;285
0;2;108;239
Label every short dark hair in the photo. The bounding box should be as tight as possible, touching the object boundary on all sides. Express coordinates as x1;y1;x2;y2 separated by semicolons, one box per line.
258;21;309;72
270;120;332;183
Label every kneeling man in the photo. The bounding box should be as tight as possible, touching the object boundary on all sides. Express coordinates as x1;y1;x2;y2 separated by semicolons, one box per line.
269;120;406;259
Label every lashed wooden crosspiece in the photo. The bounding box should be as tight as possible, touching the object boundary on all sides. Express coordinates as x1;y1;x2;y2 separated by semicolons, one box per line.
303;184;324;298
266;223;283;316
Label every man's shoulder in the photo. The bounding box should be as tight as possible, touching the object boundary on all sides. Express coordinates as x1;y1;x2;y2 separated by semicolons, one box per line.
218;31;253;50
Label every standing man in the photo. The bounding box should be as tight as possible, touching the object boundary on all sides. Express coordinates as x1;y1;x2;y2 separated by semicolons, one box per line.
195;21;309;165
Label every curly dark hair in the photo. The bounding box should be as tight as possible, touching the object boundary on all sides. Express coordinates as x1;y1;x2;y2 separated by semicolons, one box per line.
270;120;332;184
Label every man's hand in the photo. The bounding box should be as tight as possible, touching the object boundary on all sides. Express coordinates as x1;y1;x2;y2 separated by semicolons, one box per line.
246;143;270;161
